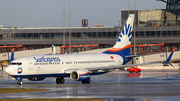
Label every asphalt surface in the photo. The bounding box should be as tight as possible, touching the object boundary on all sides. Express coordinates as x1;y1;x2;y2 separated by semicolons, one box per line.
1;70;180;100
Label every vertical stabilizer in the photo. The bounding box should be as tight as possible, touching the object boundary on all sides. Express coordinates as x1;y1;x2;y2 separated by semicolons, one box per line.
103;14;134;55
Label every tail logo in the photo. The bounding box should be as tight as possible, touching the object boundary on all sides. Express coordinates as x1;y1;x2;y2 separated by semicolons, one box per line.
118;23;132;43
106;23;133;53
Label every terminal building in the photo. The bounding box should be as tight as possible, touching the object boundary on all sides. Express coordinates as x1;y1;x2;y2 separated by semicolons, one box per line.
0;0;180;54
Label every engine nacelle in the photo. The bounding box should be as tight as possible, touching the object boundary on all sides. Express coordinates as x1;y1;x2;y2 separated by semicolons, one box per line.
70;70;91;81
27;77;46;81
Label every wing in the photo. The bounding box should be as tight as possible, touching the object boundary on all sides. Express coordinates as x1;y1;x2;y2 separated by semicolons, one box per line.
64;61;163;74
86;62;161;71
125;52;163;58
65;48;175;73
87;48;175;71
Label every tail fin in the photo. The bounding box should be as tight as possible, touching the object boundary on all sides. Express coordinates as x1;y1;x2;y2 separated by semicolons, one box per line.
10;48;14;62
103;14;134;55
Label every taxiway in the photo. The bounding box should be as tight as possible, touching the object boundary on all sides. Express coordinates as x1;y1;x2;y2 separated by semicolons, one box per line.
0;70;180;100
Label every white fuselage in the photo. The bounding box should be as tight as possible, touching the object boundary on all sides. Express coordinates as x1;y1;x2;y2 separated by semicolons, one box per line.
6;53;124;77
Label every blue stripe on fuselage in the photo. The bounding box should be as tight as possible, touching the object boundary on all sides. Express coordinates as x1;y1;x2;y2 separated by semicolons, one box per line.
10;72;109;78
10;73;70;78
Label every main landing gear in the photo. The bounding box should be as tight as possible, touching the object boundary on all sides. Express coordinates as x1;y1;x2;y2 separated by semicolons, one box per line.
82;79;91;84
56;77;65;84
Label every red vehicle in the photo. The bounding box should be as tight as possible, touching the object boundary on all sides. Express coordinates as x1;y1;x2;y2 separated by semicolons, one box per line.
127;66;141;73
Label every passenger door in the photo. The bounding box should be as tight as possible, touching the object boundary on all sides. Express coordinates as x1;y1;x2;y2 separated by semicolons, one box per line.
28;60;33;70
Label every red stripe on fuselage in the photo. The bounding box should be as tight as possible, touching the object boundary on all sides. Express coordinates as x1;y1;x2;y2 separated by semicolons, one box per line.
106;44;131;52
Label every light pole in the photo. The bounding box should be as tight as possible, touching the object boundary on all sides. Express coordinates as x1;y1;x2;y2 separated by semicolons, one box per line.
128;0;129;15
119;18;121;27
63;0;65;54
95;18;99;26
69;0;71;53
134;0;136;55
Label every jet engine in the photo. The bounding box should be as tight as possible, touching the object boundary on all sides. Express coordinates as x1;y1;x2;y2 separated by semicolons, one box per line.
70;70;91;81
27;77;46;81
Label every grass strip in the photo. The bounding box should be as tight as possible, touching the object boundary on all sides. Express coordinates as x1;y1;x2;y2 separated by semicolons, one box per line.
0;88;48;94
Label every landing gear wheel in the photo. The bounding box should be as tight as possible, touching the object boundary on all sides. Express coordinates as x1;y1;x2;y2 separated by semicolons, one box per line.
86;79;91;84
60;77;65;84
82;79;91;84
17;80;22;85
56;77;65;84
82;80;86;84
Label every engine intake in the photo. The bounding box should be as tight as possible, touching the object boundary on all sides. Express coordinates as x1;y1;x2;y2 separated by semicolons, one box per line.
70;70;91;81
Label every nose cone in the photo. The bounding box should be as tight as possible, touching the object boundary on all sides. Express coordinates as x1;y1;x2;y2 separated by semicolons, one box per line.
5;66;13;75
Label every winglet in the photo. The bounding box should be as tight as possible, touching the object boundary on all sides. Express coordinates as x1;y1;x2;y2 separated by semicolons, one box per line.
10;48;14;62
165;48;176;68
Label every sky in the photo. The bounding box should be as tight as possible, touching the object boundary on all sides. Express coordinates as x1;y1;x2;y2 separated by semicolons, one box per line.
0;0;166;28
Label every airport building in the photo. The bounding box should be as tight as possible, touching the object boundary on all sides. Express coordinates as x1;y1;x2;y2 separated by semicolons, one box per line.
0;0;180;54
1;25;180;54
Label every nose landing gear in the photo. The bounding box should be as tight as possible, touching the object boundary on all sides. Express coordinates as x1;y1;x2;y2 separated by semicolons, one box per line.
16;77;23;85
17;80;23;85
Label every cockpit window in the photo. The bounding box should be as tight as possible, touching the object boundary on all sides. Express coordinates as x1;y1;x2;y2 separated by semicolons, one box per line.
10;62;22;65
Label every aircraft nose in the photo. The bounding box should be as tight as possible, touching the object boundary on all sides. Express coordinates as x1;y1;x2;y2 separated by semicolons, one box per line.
5;66;12;75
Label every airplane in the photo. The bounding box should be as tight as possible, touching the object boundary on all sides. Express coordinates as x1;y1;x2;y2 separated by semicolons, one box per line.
5;14;175;85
